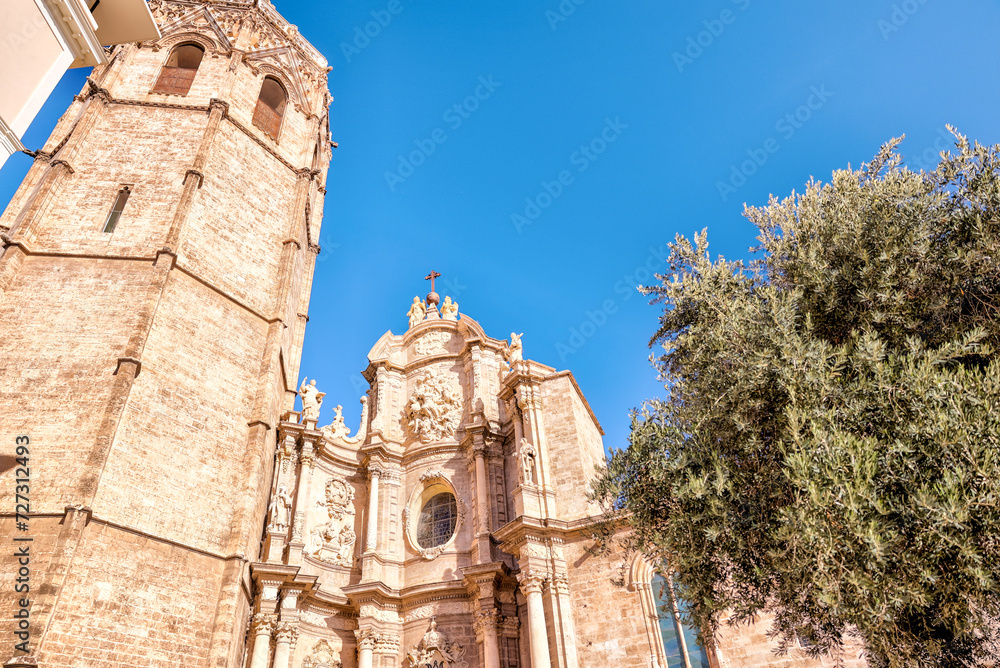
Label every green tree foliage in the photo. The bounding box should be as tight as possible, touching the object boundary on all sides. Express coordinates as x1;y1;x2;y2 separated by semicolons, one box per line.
594;132;1000;667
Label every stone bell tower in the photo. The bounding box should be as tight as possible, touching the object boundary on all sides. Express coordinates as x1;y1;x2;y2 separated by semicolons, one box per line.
0;1;331;666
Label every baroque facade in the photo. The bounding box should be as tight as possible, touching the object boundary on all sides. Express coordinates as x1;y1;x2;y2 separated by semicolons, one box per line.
0;1;869;667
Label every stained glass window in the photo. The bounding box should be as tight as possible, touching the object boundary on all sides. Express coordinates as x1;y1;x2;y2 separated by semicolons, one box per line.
416;492;457;549
653;573;711;668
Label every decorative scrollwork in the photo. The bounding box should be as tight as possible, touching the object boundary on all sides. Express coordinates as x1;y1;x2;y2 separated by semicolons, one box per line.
302;639;342;668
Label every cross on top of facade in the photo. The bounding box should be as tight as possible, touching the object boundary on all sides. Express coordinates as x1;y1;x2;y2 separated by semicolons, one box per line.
424;270;442;306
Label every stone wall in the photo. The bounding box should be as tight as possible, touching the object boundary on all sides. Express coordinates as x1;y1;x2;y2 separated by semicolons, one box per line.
0;1;331;664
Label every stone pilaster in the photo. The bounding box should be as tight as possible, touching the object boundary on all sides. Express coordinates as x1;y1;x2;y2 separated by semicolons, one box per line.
248;613;276;668
517;570;551;668
474;608;501;668
287;437;317;564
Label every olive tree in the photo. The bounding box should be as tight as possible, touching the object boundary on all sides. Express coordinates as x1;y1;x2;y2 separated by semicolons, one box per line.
594;132;1000;667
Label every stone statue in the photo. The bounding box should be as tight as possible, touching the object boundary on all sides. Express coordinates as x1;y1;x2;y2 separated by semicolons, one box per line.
319;396;369;445
508;332;524;362
321;404;348;439
519;438;536;485
440;296;459;321
407;296;426;328
268;484;292;531
298;378;325;422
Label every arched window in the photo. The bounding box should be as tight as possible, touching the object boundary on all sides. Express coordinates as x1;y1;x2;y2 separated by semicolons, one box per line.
152;43;204;95
652;573;712;668
416;492;457;549
253;77;287;140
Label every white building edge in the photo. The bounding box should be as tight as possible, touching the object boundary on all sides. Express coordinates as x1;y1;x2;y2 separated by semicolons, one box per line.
0;0;161;166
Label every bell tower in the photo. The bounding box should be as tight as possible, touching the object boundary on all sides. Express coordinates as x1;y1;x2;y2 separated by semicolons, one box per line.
0;1;331;666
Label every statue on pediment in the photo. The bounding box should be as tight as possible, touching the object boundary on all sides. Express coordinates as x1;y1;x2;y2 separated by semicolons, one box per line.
407;296;427;328
299;378;325;422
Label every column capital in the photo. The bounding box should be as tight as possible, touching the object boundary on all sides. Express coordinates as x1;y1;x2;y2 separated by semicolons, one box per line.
499;615;521;636
251;612;277;635
274;621;298;644
516;570;547;595
356;629;377;650
474;608;500;635
550;573;570;595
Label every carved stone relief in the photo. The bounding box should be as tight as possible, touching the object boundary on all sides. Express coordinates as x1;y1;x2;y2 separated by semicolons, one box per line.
402;601;472;622
306;476;356;567
302;639;342;668
414;330;451;356
405;368;462;443
360;603;402;624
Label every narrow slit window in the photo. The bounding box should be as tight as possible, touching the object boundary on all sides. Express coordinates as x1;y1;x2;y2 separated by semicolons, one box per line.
152;44;204;95
103;187;131;233
253;77;287;140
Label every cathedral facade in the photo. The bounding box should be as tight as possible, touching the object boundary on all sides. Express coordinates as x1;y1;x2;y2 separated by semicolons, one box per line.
0;2;867;668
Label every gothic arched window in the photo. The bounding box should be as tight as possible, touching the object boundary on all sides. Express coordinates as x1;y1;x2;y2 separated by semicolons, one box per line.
653;573;712;668
416;492;457;549
253;77;287;140
152;43;204;95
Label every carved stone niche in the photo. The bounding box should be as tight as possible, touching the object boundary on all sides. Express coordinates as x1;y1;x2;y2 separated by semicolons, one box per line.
303;639;342;668
405;368;462;443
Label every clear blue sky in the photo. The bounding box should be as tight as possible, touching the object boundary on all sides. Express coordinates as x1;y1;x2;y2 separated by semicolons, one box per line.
3;0;999;453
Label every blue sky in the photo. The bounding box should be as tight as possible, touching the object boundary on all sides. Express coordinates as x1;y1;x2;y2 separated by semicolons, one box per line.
3;0;999;453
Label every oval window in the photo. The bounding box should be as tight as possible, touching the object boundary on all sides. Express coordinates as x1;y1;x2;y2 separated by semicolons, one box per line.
416;492;457;549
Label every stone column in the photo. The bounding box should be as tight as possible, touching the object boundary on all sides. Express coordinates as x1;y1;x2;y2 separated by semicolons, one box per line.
357;630;376;668
518;572;551;668
365;465;381;552
474;446;490;533
271;621;297;668
550;574;580;668
248;613;276;668
288;439;315;564
475;608;501;668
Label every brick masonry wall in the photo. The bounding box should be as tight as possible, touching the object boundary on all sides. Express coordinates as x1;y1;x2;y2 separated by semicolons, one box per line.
563;537;654;667
37;521;226;668
540;374;605;521
0;3;331;664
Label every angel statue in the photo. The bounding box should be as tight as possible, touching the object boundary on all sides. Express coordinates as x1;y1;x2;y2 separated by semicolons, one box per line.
441;296;459;321
508;332;524;362
407;296;427;328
